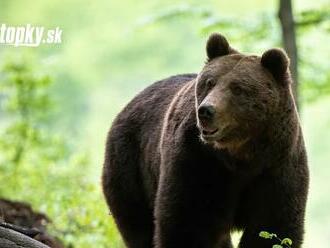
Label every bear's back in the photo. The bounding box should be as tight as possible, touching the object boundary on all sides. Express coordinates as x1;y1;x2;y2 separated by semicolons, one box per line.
107;74;197;205
112;73;197;140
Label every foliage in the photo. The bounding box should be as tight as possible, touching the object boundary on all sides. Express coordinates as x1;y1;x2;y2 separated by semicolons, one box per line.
296;6;330;29
259;231;293;248
0;59;121;247
0;59;65;170
137;4;212;27
138;4;279;46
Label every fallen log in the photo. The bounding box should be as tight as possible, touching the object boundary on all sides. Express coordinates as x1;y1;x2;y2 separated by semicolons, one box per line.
0;199;64;248
0;225;50;248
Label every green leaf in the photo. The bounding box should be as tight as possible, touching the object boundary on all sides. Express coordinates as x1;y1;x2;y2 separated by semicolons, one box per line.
273;245;283;248
281;238;293;246
259;231;272;239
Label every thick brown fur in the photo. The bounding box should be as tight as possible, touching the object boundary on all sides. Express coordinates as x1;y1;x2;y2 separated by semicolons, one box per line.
102;33;309;248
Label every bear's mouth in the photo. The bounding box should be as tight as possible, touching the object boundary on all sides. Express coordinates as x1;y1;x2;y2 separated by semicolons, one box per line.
200;126;232;142
201;128;219;136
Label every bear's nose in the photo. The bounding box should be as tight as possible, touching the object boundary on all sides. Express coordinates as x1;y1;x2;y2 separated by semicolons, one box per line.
198;105;216;122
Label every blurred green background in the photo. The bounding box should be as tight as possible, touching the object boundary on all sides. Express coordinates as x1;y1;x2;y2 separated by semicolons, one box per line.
0;0;329;247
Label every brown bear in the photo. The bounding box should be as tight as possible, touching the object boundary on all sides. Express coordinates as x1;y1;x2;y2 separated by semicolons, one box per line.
102;33;309;248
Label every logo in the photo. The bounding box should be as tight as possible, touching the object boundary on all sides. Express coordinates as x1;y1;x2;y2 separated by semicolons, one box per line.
0;24;62;47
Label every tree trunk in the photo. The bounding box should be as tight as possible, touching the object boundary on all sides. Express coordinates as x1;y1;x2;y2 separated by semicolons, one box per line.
278;0;299;107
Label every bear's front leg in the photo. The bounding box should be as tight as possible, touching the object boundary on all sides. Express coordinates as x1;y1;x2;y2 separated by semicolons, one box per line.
153;156;233;248
238;164;308;248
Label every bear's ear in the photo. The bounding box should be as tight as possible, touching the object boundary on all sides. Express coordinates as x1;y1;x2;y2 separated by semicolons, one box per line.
206;33;230;60
261;48;290;82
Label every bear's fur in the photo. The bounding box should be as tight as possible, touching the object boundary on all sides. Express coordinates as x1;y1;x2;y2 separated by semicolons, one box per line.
102;33;309;248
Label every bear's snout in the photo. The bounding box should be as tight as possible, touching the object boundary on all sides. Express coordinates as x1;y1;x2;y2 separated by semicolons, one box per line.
198;105;216;123
197;104;220;137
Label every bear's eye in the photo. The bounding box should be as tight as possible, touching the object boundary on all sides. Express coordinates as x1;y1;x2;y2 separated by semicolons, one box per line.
231;85;244;96
206;78;216;88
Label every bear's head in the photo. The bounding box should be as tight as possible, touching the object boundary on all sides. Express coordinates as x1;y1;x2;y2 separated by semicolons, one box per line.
195;33;293;152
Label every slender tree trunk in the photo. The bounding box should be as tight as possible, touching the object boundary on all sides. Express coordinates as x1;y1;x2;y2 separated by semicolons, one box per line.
278;0;299;107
